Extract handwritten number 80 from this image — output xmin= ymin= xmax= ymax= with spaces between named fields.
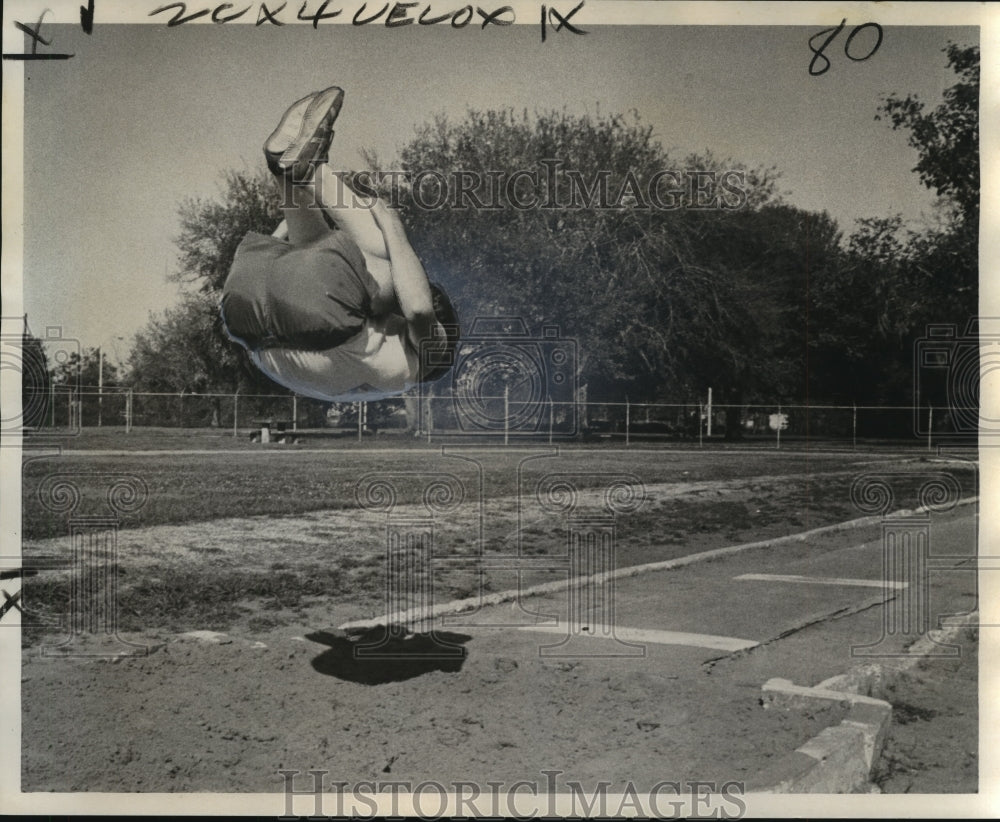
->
xmin=808 ymin=19 xmax=883 ymax=76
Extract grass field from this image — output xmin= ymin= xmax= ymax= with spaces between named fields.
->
xmin=24 ymin=424 xmax=967 ymax=452
xmin=18 ymin=431 xmax=979 ymax=642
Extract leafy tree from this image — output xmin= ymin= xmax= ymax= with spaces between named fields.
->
xmin=694 ymin=205 xmax=845 ymax=434
xmin=19 ymin=328 xmax=51 ymax=429
xmin=794 ymin=42 xmax=980 ymax=417
xmin=51 ymin=347 xmax=118 ymax=391
xmin=129 ymin=293 xmax=240 ymax=395
xmin=878 ymin=44 xmax=979 ymax=226
xmin=175 ymin=169 xmax=283 ymax=293
xmin=44 ymin=347 xmax=122 ymax=427
xmin=834 ymin=42 xmax=982 ymax=418
xmin=387 ymin=108 xmax=787 ymax=425
xmin=874 ymin=43 xmax=978 ymax=332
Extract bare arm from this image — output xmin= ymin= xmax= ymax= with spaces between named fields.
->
xmin=368 ymin=201 xmax=445 ymax=355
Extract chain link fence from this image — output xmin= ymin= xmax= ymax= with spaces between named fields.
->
xmin=26 ymin=387 xmax=975 ymax=448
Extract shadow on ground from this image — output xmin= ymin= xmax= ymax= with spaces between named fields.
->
xmin=305 ymin=628 xmax=472 ymax=684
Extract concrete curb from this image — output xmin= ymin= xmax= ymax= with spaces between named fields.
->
xmin=750 ymin=611 xmax=978 ymax=793
xmin=339 ymin=495 xmax=978 ymax=631
xmin=751 ymin=681 xmax=892 ymax=793
xmin=815 ymin=610 xmax=977 ymax=695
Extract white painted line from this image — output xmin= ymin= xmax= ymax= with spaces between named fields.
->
xmin=519 ymin=624 xmax=759 ymax=652
xmin=178 ymin=630 xmax=232 ymax=645
xmin=734 ymin=573 xmax=907 ymax=590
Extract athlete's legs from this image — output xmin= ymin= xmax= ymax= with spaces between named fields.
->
xmin=276 ymin=171 xmax=330 ymax=246
xmin=274 ymin=163 xmax=388 ymax=248
xmin=273 ymin=166 xmax=397 ymax=313
xmin=264 ymin=85 xmax=398 ymax=309
xmin=314 ymin=166 xmax=389 ymax=262
xmin=309 ymin=165 xmax=399 ymax=308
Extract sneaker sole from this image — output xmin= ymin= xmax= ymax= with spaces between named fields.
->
xmin=266 ymin=86 xmax=344 ymax=173
xmin=264 ymin=92 xmax=313 ymax=159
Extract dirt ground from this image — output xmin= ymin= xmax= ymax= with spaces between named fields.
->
xmin=873 ymin=626 xmax=979 ymax=793
xmin=17 ymin=450 xmax=981 ymax=795
xmin=21 ymin=629 xmax=851 ymax=793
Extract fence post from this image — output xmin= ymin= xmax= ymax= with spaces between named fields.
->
xmin=426 ymin=395 xmax=432 ymax=444
xmin=292 ymin=394 xmax=297 ymax=431
xmin=549 ymin=397 xmax=554 ymax=445
xmin=707 ymin=388 xmax=713 ymax=438
xmin=852 ymin=402 xmax=857 ymax=450
xmin=776 ymin=404 xmax=781 ymax=450
xmin=625 ymin=398 xmax=630 ymax=447
xmin=504 ymin=386 xmax=509 ymax=446
xmin=357 ymin=402 xmax=363 ymax=442
xmin=126 ymin=389 xmax=133 ymax=434
xmin=98 ymin=347 xmax=103 ymax=428
xmin=927 ymin=405 xmax=933 ymax=452
xmin=233 ymin=389 xmax=239 ymax=438
xmin=699 ymin=404 xmax=703 ymax=447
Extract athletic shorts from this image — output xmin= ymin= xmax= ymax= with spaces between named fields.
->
xmin=220 ymin=229 xmax=380 ymax=352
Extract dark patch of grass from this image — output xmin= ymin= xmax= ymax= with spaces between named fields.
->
xmin=893 ymin=702 xmax=939 ymax=724
xmin=20 ymin=563 xmax=355 ymax=642
xmin=247 ymin=613 xmax=286 ymax=632
xmin=18 ymin=451 xmax=978 ymax=646
xmin=21 ymin=450 xmax=928 ymax=539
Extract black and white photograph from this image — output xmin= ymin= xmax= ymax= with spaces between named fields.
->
xmin=1 ymin=0 xmax=996 ymax=815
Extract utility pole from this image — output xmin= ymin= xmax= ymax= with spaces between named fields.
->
xmin=98 ymin=346 xmax=103 ymax=427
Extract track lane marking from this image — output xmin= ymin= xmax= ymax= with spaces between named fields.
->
xmin=734 ymin=573 xmax=907 ymax=589
xmin=518 ymin=624 xmax=758 ymax=651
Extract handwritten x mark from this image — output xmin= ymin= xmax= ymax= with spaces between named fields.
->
xmin=0 ymin=589 xmax=23 ymax=622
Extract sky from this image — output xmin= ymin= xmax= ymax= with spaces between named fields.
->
xmin=16 ymin=18 xmax=980 ymax=356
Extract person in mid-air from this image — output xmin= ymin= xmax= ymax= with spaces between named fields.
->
xmin=220 ymin=86 xmax=460 ymax=401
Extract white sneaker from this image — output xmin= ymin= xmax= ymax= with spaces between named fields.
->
xmin=264 ymin=86 xmax=344 ymax=180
